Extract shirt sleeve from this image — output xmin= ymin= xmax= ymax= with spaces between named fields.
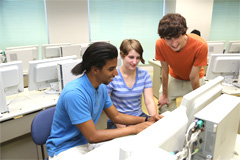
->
xmin=63 ymin=90 xmax=91 ymax=125
xmin=103 ymin=87 xmax=113 ymax=109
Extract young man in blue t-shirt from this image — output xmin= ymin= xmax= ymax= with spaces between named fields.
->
xmin=46 ymin=42 xmax=163 ymax=159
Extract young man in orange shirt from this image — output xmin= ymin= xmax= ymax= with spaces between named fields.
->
xmin=155 ymin=13 xmax=208 ymax=113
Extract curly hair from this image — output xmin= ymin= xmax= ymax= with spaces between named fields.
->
xmin=158 ymin=13 xmax=188 ymax=38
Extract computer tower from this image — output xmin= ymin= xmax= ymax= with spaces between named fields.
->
xmin=192 ymin=94 xmax=240 ymax=160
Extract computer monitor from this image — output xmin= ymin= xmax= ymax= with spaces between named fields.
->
xmin=5 ymin=45 xmax=39 ymax=60
xmin=5 ymin=48 xmax=37 ymax=74
xmin=133 ymin=76 xmax=223 ymax=154
xmin=57 ymin=59 xmax=82 ymax=92
xmin=90 ymin=40 xmax=110 ymax=44
xmin=28 ymin=55 xmax=77 ymax=93
xmin=0 ymin=72 xmax=8 ymax=113
xmin=225 ymin=41 xmax=240 ymax=53
xmin=205 ymin=54 xmax=240 ymax=85
xmin=60 ymin=44 xmax=82 ymax=59
xmin=0 ymin=61 xmax=24 ymax=96
xmin=181 ymin=76 xmax=224 ymax=128
xmin=206 ymin=41 xmax=225 ymax=62
xmin=136 ymin=106 xmax=189 ymax=152
xmin=42 ymin=43 xmax=71 ymax=59
xmin=79 ymin=43 xmax=90 ymax=56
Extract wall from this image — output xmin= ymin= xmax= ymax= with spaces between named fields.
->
xmin=45 ymin=0 xmax=90 ymax=44
xmin=175 ymin=0 xmax=214 ymax=41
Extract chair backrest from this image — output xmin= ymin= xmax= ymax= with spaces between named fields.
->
xmin=31 ymin=107 xmax=56 ymax=145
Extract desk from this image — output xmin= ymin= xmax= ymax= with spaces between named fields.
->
xmin=222 ymin=85 xmax=240 ymax=96
xmin=148 ymin=59 xmax=162 ymax=98
xmin=0 ymin=89 xmax=59 ymax=159
xmin=0 ymin=88 xmax=107 ymax=159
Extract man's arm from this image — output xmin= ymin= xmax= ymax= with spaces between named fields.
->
xmin=189 ymin=66 xmax=201 ymax=90
xmin=158 ymin=61 xmax=169 ymax=108
xmin=76 ymin=105 xmax=162 ymax=143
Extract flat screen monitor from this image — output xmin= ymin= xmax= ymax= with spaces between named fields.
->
xmin=0 ymin=72 xmax=8 ymax=113
xmin=28 ymin=55 xmax=77 ymax=93
xmin=90 ymin=40 xmax=110 ymax=44
xmin=42 ymin=43 xmax=71 ymax=59
xmin=181 ymin=76 xmax=224 ymax=128
xmin=205 ymin=54 xmax=240 ymax=84
xmin=5 ymin=48 xmax=37 ymax=74
xmin=60 ymin=44 xmax=82 ymax=59
xmin=225 ymin=41 xmax=240 ymax=53
xmin=79 ymin=43 xmax=90 ymax=56
xmin=206 ymin=41 xmax=225 ymax=62
xmin=135 ymin=106 xmax=188 ymax=153
xmin=5 ymin=45 xmax=39 ymax=60
xmin=135 ymin=76 xmax=222 ymax=154
xmin=57 ymin=59 xmax=82 ymax=92
xmin=0 ymin=61 xmax=24 ymax=96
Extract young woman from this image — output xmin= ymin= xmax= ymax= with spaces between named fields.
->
xmin=106 ymin=39 xmax=157 ymax=129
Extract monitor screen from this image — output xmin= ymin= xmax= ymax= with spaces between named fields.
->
xmin=28 ymin=55 xmax=77 ymax=92
xmin=0 ymin=61 xmax=24 ymax=96
xmin=60 ymin=44 xmax=82 ymax=59
xmin=5 ymin=48 xmax=37 ymax=74
xmin=42 ymin=43 xmax=71 ymax=59
xmin=6 ymin=45 xmax=39 ymax=60
xmin=206 ymin=41 xmax=225 ymax=62
xmin=225 ymin=41 xmax=240 ymax=53
xmin=205 ymin=54 xmax=240 ymax=82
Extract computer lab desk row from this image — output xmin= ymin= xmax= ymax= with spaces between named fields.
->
xmin=0 ymin=88 xmax=108 ymax=160
xmin=0 ymin=88 xmax=59 ymax=159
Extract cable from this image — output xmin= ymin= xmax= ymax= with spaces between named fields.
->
xmin=176 ymin=120 xmax=203 ymax=160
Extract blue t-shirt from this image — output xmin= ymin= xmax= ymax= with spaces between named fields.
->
xmin=106 ymin=67 xmax=152 ymax=116
xmin=46 ymin=74 xmax=112 ymax=157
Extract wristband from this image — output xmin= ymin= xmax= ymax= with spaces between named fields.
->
xmin=145 ymin=116 xmax=151 ymax=121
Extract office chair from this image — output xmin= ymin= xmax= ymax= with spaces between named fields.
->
xmin=31 ymin=106 xmax=56 ymax=160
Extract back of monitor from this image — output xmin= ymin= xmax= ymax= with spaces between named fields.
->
xmin=57 ymin=59 xmax=82 ymax=91
xmin=0 ymin=72 xmax=8 ymax=113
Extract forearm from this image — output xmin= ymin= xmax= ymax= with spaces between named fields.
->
xmin=190 ymin=76 xmax=200 ymax=90
xmin=161 ymin=68 xmax=169 ymax=96
xmin=146 ymin=102 xmax=157 ymax=116
xmin=112 ymin=112 xmax=145 ymax=125
xmin=189 ymin=66 xmax=201 ymax=90
xmin=88 ymin=126 xmax=138 ymax=143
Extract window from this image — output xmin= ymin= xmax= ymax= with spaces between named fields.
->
xmin=89 ymin=0 xmax=164 ymax=64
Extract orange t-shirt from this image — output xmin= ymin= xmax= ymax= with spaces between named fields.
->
xmin=155 ymin=34 xmax=208 ymax=80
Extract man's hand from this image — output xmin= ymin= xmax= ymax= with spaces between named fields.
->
xmin=133 ymin=121 xmax=154 ymax=134
xmin=157 ymin=95 xmax=169 ymax=110
xmin=148 ymin=114 xmax=164 ymax=122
